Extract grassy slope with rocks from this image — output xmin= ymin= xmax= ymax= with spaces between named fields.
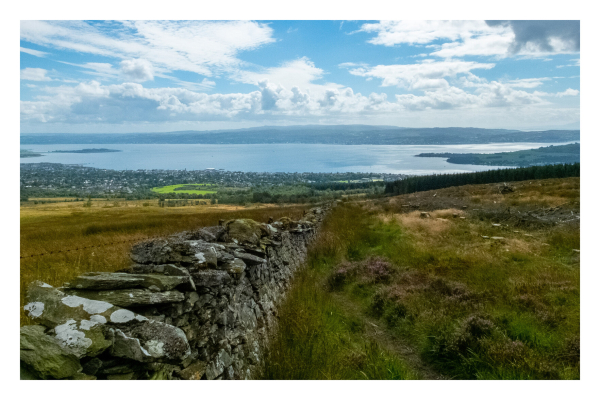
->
xmin=264 ymin=177 xmax=579 ymax=379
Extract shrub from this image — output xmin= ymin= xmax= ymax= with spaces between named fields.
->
xmin=326 ymin=262 xmax=358 ymax=291
xmin=361 ymin=257 xmax=394 ymax=284
xmin=427 ymin=314 xmax=495 ymax=362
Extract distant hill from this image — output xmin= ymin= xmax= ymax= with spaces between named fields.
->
xmin=49 ymin=148 xmax=121 ymax=154
xmin=20 ymin=125 xmax=580 ymax=145
xmin=416 ymin=143 xmax=580 ymax=167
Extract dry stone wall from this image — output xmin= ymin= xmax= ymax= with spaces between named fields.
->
xmin=20 ymin=204 xmax=332 ymax=380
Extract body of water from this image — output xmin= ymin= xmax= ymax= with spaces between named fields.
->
xmin=19 ymin=142 xmax=575 ymax=175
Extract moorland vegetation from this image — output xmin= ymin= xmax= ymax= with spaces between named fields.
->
xmin=264 ymin=177 xmax=579 ymax=379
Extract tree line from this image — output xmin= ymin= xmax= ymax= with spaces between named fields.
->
xmin=384 ymin=163 xmax=580 ymax=195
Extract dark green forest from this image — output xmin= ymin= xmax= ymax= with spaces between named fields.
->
xmin=385 ymin=163 xmax=580 ymax=195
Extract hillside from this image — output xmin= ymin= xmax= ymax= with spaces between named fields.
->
xmin=265 ymin=177 xmax=579 ymax=379
xmin=20 ymin=125 xmax=580 ymax=145
xmin=416 ymin=143 xmax=580 ymax=166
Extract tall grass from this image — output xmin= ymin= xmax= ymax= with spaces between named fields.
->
xmin=20 ymin=203 xmax=307 ymax=325
xmin=266 ymin=176 xmax=579 ymax=380
xmin=262 ymin=204 xmax=417 ymax=379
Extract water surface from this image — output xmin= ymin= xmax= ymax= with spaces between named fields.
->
xmin=19 ymin=143 xmax=575 ymax=175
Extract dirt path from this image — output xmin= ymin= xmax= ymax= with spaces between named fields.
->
xmin=330 ymin=293 xmax=448 ymax=380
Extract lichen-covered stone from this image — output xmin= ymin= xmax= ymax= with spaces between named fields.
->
xmin=65 ymin=289 xmax=185 ymax=308
xmin=115 ymin=320 xmax=191 ymax=362
xmin=224 ymin=258 xmax=246 ymax=279
xmin=25 ymin=282 xmax=118 ymax=328
xmin=205 ymin=348 xmax=233 ymax=380
xmin=53 ymin=318 xmax=111 ymax=358
xmin=64 ymin=272 xmax=193 ymax=292
xmin=191 ymin=270 xmax=232 ymax=288
xmin=20 ymin=325 xmax=82 ymax=379
xmin=225 ymin=219 xmax=264 ymax=245
xmin=178 ymin=360 xmax=207 ymax=380
xmin=63 ymin=273 xmax=145 ymax=290
xmin=233 ymin=250 xmax=266 ymax=266
xmin=130 ymin=239 xmax=192 ymax=265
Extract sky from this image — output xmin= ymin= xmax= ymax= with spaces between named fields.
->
xmin=20 ymin=20 xmax=580 ymax=133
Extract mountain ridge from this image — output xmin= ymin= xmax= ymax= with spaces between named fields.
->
xmin=20 ymin=125 xmax=579 ymax=145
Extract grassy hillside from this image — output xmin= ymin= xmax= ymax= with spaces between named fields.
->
xmin=265 ymin=177 xmax=579 ymax=379
xmin=20 ymin=200 xmax=307 ymax=325
xmin=416 ymin=143 xmax=580 ymax=166
xmin=20 ymin=126 xmax=580 ymax=145
xmin=20 ymin=149 xmax=43 ymax=158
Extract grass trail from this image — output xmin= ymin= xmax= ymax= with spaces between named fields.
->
xmin=264 ymin=177 xmax=579 ymax=380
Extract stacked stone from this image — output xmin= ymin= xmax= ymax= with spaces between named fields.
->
xmin=20 ymin=205 xmax=331 ymax=380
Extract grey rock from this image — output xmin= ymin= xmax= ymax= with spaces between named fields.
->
xmin=81 ymin=357 xmax=102 ymax=375
xmin=130 ymin=238 xmax=194 ymax=265
xmin=191 ymin=270 xmax=232 ymax=288
xmin=185 ymin=292 xmax=200 ymax=308
xmin=163 ymin=264 xmax=190 ymax=276
xmin=64 ymin=273 xmax=193 ymax=292
xmin=225 ymin=219 xmax=264 ymax=245
xmin=224 ymin=258 xmax=246 ymax=279
xmin=203 ymin=225 xmax=226 ymax=241
xmin=20 ymin=325 xmax=82 ymax=379
xmin=189 ymin=228 xmax=217 ymax=242
xmin=110 ymin=329 xmax=150 ymax=362
xmin=233 ymin=250 xmax=266 ymax=266
xmin=117 ymin=320 xmax=191 ymax=362
xmin=178 ymin=360 xmax=207 ymax=380
xmin=25 ymin=281 xmax=118 ymax=328
xmin=65 ymin=289 xmax=185 ymax=308
xmin=205 ymin=348 xmax=233 ymax=380
xmin=64 ymin=273 xmax=145 ymax=290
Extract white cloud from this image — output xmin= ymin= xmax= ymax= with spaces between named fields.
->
xmin=360 ymin=20 xmax=579 ymax=59
xmin=430 ymin=32 xmax=514 ymax=58
xmin=345 ymin=60 xmax=495 ymax=90
xmin=535 ymin=88 xmax=580 ymax=97
xmin=23 ymin=74 xmax=569 ymax=125
xmin=556 ymin=88 xmax=579 ymax=97
xmin=359 ymin=21 xmax=495 ymax=46
xmin=504 ymin=78 xmax=551 ymax=89
xmin=120 ymin=59 xmax=154 ymax=82
xmin=20 ymin=68 xmax=52 ymax=81
xmin=234 ymin=57 xmax=343 ymax=96
xmin=20 ymin=20 xmax=276 ymax=78
xmin=557 ymin=59 xmax=580 ymax=68
xmin=338 ymin=62 xmax=368 ymax=68
xmin=58 ymin=61 xmax=119 ymax=80
xmin=20 ymin=47 xmax=49 ymax=57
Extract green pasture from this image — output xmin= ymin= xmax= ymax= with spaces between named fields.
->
xmin=151 ymin=184 xmax=218 ymax=195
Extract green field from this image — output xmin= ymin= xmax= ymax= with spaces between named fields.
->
xmin=151 ymin=184 xmax=218 ymax=195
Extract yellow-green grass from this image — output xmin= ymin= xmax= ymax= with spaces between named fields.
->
xmin=267 ymin=177 xmax=579 ymax=379
xmin=263 ymin=203 xmax=420 ymax=379
xmin=152 ymin=183 xmax=218 ymax=195
xmin=20 ymin=201 xmax=308 ymax=326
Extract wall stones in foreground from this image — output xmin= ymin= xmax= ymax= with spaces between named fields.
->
xmin=21 ymin=204 xmax=332 ymax=380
